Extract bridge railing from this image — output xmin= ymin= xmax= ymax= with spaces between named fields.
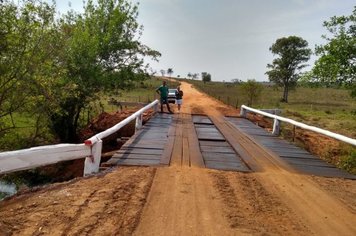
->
xmin=240 ymin=105 xmax=356 ymax=147
xmin=0 ymin=100 xmax=159 ymax=176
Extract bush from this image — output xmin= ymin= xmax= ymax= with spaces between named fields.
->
xmin=339 ymin=149 xmax=356 ymax=174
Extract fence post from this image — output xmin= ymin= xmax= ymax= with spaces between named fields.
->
xmin=83 ymin=139 xmax=103 ymax=176
xmin=272 ymin=118 xmax=280 ymax=136
xmin=135 ymin=113 xmax=143 ymax=132
xmin=240 ymin=106 xmax=246 ymax=118
xmin=154 ymin=102 xmax=159 ymax=113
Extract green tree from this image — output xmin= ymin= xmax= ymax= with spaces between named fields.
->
xmin=167 ymin=68 xmax=173 ymax=77
xmin=0 ymin=0 xmax=59 ymax=143
xmin=44 ymin=0 xmax=160 ymax=142
xmin=266 ymin=36 xmax=311 ymax=102
xmin=202 ymin=72 xmax=211 ymax=83
xmin=312 ymin=7 xmax=356 ymax=95
xmin=241 ymin=79 xmax=263 ymax=106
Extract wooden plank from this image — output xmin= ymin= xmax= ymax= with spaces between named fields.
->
xmin=204 ymin=161 xmax=250 ymax=172
xmin=200 ymin=146 xmax=236 ymax=154
xmin=112 ymin=153 xmax=162 ymax=160
xmin=182 ymin=137 xmax=190 ymax=166
xmin=292 ymin=165 xmax=356 ymax=179
xmin=123 ymin=144 xmax=165 ymax=150
xmin=116 ymin=148 xmax=163 ymax=155
xmin=116 ymin=158 xmax=161 ymax=166
xmin=283 ymin=158 xmax=334 ymax=168
xmin=209 ymin=116 xmax=260 ymax=172
xmin=187 ymin=114 xmax=205 ymax=168
xmin=159 ymin=115 xmax=177 ymax=165
xmin=199 ymin=140 xmax=230 ymax=147
xmin=170 ymin=117 xmax=183 ymax=166
xmin=202 ymin=153 xmax=241 ymax=162
xmin=192 ymin=115 xmax=213 ymax=124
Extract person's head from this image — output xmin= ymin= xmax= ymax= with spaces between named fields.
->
xmin=163 ymin=80 xmax=167 ymax=86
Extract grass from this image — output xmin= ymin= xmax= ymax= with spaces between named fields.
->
xmin=185 ymin=79 xmax=356 ymax=138
xmin=89 ymin=77 xmax=180 ymax=114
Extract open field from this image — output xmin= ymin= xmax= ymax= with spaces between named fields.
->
xmin=185 ymin=79 xmax=356 ymax=138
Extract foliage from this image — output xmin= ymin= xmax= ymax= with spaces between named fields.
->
xmin=339 ymin=149 xmax=356 ymax=174
xmin=167 ymin=68 xmax=173 ymax=77
xmin=312 ymin=7 xmax=356 ymax=88
xmin=0 ymin=0 xmax=161 ymax=145
xmin=0 ymin=0 xmax=58 ymax=143
xmin=266 ymin=36 xmax=312 ymax=103
xmin=241 ymin=80 xmax=263 ymax=106
xmin=202 ymin=72 xmax=211 ymax=83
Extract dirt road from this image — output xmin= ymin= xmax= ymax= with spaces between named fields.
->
xmin=1 ymin=80 xmax=356 ymax=235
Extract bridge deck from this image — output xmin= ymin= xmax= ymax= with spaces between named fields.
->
xmin=105 ymin=113 xmax=356 ymax=179
xmin=226 ymin=117 xmax=356 ymax=179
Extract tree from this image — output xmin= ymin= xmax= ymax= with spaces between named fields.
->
xmin=312 ymin=7 xmax=356 ymax=95
xmin=167 ymin=68 xmax=173 ymax=77
xmin=160 ymin=69 xmax=166 ymax=77
xmin=202 ymin=72 xmax=211 ymax=83
xmin=0 ymin=0 xmax=59 ymax=142
xmin=266 ymin=36 xmax=311 ymax=102
xmin=45 ymin=0 xmax=160 ymax=142
xmin=187 ymin=72 xmax=192 ymax=79
xmin=241 ymin=79 xmax=263 ymax=106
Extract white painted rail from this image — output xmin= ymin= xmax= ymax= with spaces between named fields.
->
xmin=240 ymin=105 xmax=356 ymax=147
xmin=0 ymin=144 xmax=90 ymax=175
xmin=0 ymin=100 xmax=159 ymax=176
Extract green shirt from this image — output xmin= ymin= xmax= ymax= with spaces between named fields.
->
xmin=157 ymin=85 xmax=169 ymax=98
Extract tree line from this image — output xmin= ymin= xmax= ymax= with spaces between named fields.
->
xmin=0 ymin=0 xmax=160 ymax=147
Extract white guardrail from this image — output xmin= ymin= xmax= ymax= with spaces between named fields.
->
xmin=240 ymin=105 xmax=356 ymax=147
xmin=0 ymin=100 xmax=159 ymax=176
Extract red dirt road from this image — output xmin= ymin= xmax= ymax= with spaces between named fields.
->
xmin=1 ymin=80 xmax=356 ymax=235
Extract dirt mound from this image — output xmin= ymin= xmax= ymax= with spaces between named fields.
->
xmin=80 ymin=109 xmax=155 ymax=147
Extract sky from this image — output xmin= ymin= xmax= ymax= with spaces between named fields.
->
xmin=54 ymin=0 xmax=355 ymax=82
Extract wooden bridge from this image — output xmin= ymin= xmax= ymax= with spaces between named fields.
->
xmin=1 ymin=100 xmax=355 ymax=180
xmin=104 ymin=112 xmax=356 ymax=179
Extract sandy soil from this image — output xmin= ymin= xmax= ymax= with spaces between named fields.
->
xmin=0 ymin=79 xmax=355 ymax=236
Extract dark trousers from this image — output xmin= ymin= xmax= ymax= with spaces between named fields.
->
xmin=160 ymin=97 xmax=172 ymax=113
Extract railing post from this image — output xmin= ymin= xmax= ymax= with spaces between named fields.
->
xmin=272 ymin=118 xmax=280 ymax=136
xmin=240 ymin=106 xmax=246 ymax=118
xmin=154 ymin=102 xmax=158 ymax=113
xmin=135 ymin=113 xmax=143 ymax=132
xmin=83 ymin=139 xmax=102 ymax=176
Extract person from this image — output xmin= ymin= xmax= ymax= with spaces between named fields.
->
xmin=156 ymin=80 xmax=173 ymax=113
xmin=175 ymin=86 xmax=183 ymax=112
